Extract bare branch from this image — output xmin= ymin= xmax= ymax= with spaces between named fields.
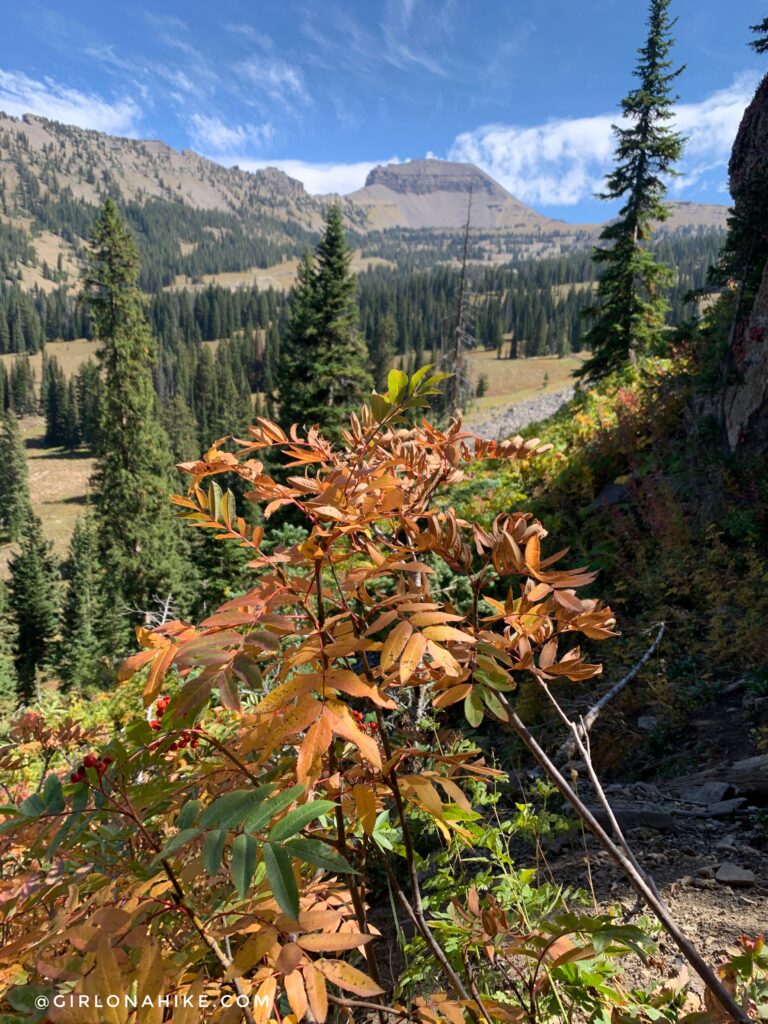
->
xmin=555 ymin=622 xmax=665 ymax=763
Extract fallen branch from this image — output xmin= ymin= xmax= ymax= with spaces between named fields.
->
xmin=555 ymin=622 xmax=665 ymax=763
xmin=495 ymin=690 xmax=750 ymax=1024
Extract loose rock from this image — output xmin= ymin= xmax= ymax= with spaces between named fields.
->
xmin=715 ymin=863 xmax=756 ymax=888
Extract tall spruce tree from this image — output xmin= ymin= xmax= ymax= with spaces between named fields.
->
xmin=0 ymin=412 xmax=30 ymax=541
xmin=81 ymin=200 xmax=191 ymax=644
xmin=58 ymin=513 xmax=105 ymax=691
xmin=8 ymin=513 xmax=59 ymax=699
xmin=370 ymin=312 xmax=397 ymax=392
xmin=0 ymin=582 xmax=19 ymax=725
xmin=579 ymin=0 xmax=685 ymax=382
xmin=278 ymin=208 xmax=372 ymax=440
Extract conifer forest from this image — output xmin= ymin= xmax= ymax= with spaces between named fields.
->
xmin=1 ymin=3 xmax=768 ymax=1022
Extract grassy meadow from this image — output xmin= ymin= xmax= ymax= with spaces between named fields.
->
xmin=0 ymin=343 xmax=585 ymax=575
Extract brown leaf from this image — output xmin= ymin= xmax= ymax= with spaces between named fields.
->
xmin=316 ymin=959 xmax=384 ymax=996
xmin=297 ymin=932 xmax=375 ymax=952
xmin=399 ymin=632 xmax=427 ymax=683
xmin=381 ymin=620 xmax=413 ymax=673
xmin=296 ymin=713 xmax=333 ymax=784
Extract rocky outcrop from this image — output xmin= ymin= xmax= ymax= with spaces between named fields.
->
xmin=724 ymin=259 xmax=768 ymax=449
xmin=363 ymin=159 xmax=506 ymax=198
xmin=467 ymin=387 xmax=575 ymax=440
xmin=348 ymin=158 xmax=558 ymax=231
xmin=729 ymin=75 xmax=768 ymax=191
xmin=723 ymin=75 xmax=768 ymax=450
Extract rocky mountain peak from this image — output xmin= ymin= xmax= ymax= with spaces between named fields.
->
xmin=362 ymin=159 xmax=509 ymax=198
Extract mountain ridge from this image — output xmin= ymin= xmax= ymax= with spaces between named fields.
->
xmin=0 ymin=112 xmax=730 ymax=292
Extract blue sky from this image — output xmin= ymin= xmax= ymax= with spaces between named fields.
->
xmin=0 ymin=0 xmax=765 ymax=221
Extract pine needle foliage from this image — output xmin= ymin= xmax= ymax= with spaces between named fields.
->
xmin=0 ymin=412 xmax=30 ymax=542
xmin=81 ymin=200 xmax=192 ymax=644
xmin=750 ymin=17 xmax=768 ymax=53
xmin=278 ymin=207 xmax=372 ymax=440
xmin=579 ymin=0 xmax=685 ymax=382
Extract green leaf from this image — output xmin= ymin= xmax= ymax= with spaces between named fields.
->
xmin=152 ymin=828 xmax=202 ymax=865
xmin=408 ymin=363 xmax=435 ymax=393
xmin=199 ymin=785 xmax=276 ymax=829
xmin=425 ymin=372 xmax=452 ymax=388
xmin=387 ymin=368 xmax=408 ymax=404
xmin=178 ymin=799 xmax=201 ymax=831
xmin=70 ymin=785 xmax=89 ymax=813
xmin=208 ymin=480 xmax=223 ymax=521
xmin=370 ymin=392 xmax=390 ymax=423
xmin=480 ymin=686 xmax=509 ymax=722
xmin=18 ymin=793 xmax=45 ymax=817
xmin=231 ymin=833 xmax=257 ymax=899
xmin=43 ymin=775 xmax=64 ymax=815
xmin=268 ymin=799 xmax=336 ymax=843
xmin=284 ymin=837 xmax=357 ymax=874
xmin=464 ymin=688 xmax=484 ymax=728
xmin=242 ymin=784 xmax=305 ymax=834
xmin=45 ymin=814 xmax=75 ymax=858
xmin=221 ymin=488 xmax=237 ymax=524
xmin=263 ymin=842 xmax=299 ymax=919
xmin=203 ymin=829 xmax=227 ymax=875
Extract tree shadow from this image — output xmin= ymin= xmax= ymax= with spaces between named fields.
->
xmin=25 ymin=439 xmax=93 ymax=460
xmin=41 ymin=494 xmax=90 ymax=507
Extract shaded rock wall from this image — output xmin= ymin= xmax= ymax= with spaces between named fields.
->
xmin=724 ymin=75 xmax=768 ymax=450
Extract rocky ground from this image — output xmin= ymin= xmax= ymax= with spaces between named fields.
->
xmin=469 ymin=386 xmax=575 ymax=438
xmin=535 ymin=769 xmax=768 ymax=1002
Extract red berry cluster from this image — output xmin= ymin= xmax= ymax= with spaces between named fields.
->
xmin=149 ymin=694 xmax=172 ymax=731
xmin=148 ymin=696 xmax=200 ymax=753
xmin=351 ymin=709 xmax=378 ymax=736
xmin=167 ymin=730 xmax=199 ymax=753
xmin=70 ymin=753 xmax=113 ymax=784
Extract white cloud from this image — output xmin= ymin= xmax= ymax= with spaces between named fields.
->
xmin=449 ymin=114 xmax=615 ymax=206
xmin=0 ymin=67 xmax=141 ymax=135
xmin=217 ymin=157 xmax=402 ymax=196
xmin=224 ymin=23 xmax=274 ymax=49
xmin=237 ymin=58 xmax=309 ymax=109
xmin=188 ymin=113 xmax=273 ymax=153
xmin=448 ymin=72 xmax=759 ymax=206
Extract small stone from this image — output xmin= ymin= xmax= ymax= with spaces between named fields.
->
xmin=692 ymin=877 xmax=717 ymax=889
xmin=715 ymin=863 xmax=755 ymax=888
xmin=697 ymin=865 xmax=715 ymax=879
xmin=679 ymin=782 xmax=732 ymax=805
xmin=706 ymin=798 xmax=746 ymax=818
xmin=713 ymin=835 xmax=738 ymax=850
xmin=637 ymin=715 xmax=658 ymax=732
xmin=589 ymin=803 xmax=675 ymax=831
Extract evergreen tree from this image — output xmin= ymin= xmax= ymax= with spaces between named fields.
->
xmin=278 ymin=208 xmax=372 ymax=440
xmin=43 ymin=355 xmax=67 ymax=446
xmin=371 ymin=312 xmax=396 ymax=392
xmin=0 ymin=582 xmax=19 ymax=725
xmin=9 ymin=354 xmax=36 ymax=414
xmin=8 ymin=513 xmax=59 ymax=699
xmin=579 ymin=0 xmax=685 ymax=382
xmin=193 ymin=346 xmax=218 ymax=449
xmin=81 ymin=200 xmax=191 ymax=645
xmin=62 ymin=379 xmax=81 ymax=450
xmin=76 ymin=361 xmax=104 ymax=449
xmin=162 ymin=393 xmax=199 ymax=464
xmin=0 ymin=412 xmax=30 ymax=541
xmin=58 ymin=513 xmax=104 ymax=690
xmin=750 ymin=17 xmax=768 ymax=52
